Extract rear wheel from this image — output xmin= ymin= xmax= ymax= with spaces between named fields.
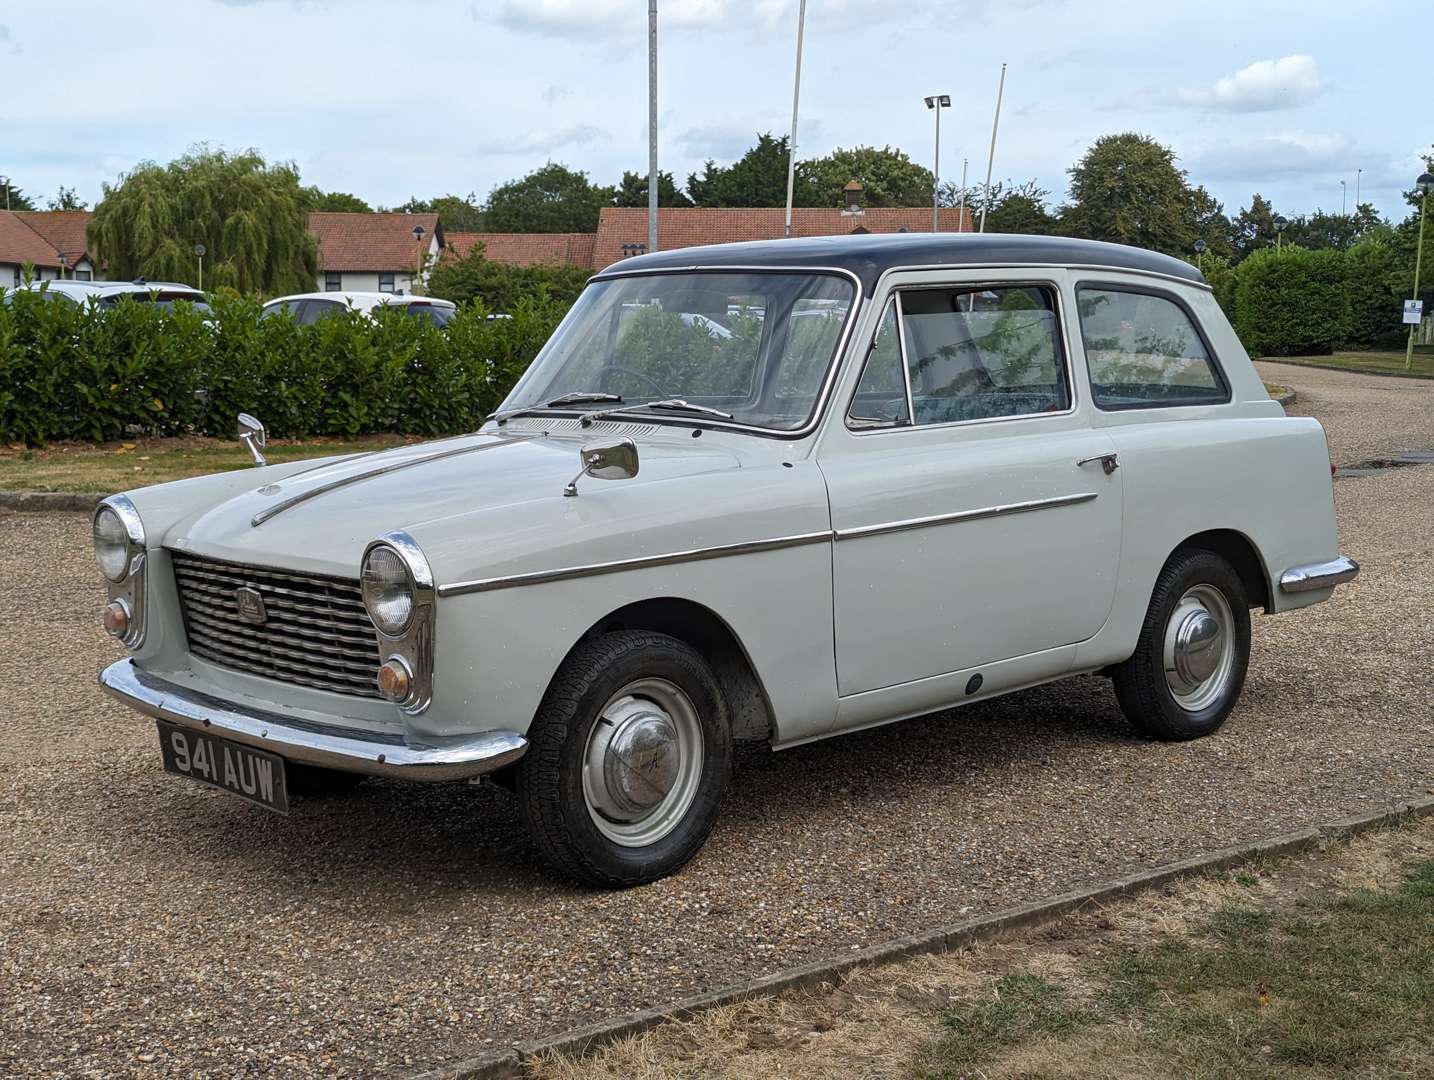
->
xmin=516 ymin=631 xmax=731 ymax=887
xmin=1113 ymin=549 xmax=1250 ymax=741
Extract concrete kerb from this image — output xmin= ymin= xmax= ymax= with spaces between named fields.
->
xmin=418 ymin=796 xmax=1434 ymax=1080
xmin=1264 ymin=358 xmax=1434 ymax=382
xmin=0 ymin=490 xmax=105 ymax=513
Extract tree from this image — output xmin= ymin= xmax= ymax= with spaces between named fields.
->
xmin=46 ymin=186 xmax=87 ymax=211
xmin=1281 ymin=206 xmax=1386 ymax=251
xmin=302 ymin=187 xmax=373 ymax=213
xmin=386 ymin=193 xmax=485 ymax=231
xmin=612 ymin=170 xmax=692 ymax=208
xmin=483 ymin=164 xmax=613 ymax=232
xmin=88 ymin=147 xmax=318 ymax=295
xmin=946 ymin=180 xmax=1056 ymax=234
xmin=1061 ymin=133 xmax=1207 ymax=255
xmin=0 ymin=178 xmax=36 ymax=211
xmin=425 ymin=241 xmax=589 ymax=310
xmin=686 ymin=133 xmax=819 ymax=208
xmin=1231 ymin=193 xmax=1279 ymax=258
xmin=800 ymin=146 xmax=933 ymax=208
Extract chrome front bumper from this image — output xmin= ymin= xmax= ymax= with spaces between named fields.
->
xmin=98 ymin=660 xmax=528 ymax=782
xmin=1279 ymin=555 xmax=1360 ymax=594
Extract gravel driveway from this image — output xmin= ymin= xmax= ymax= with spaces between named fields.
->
xmin=3 ymin=366 xmax=1431 ymax=1078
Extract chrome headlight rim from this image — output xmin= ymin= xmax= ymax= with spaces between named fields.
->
xmin=360 ymin=532 xmax=436 ymax=715
xmin=361 ymin=544 xmax=417 ymax=636
xmin=94 ymin=495 xmax=145 ymax=583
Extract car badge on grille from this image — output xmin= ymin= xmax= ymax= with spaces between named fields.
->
xmin=234 ymin=586 xmax=268 ymax=625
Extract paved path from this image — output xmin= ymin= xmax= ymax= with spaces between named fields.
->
xmin=2 ymin=365 xmax=1431 ymax=1077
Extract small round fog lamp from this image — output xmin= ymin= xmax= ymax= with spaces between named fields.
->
xmin=376 ymin=657 xmax=413 ymax=703
xmin=103 ymin=599 xmax=131 ymax=639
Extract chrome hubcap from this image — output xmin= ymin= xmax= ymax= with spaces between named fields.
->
xmin=1163 ymin=584 xmax=1235 ymax=712
xmin=582 ymin=678 xmax=703 ymax=847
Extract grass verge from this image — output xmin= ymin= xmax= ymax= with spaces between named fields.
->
xmin=1265 ymin=350 xmax=1434 ymax=378
xmin=529 ymin=816 xmax=1434 ymax=1080
xmin=0 ymin=435 xmax=409 ymax=493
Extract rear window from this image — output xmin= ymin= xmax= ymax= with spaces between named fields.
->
xmin=399 ymin=303 xmax=455 ymax=327
xmin=1076 ymin=287 xmax=1226 ymax=409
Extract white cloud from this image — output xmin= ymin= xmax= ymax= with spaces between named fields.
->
xmin=1175 ymin=54 xmax=1325 ymax=112
xmin=470 ymin=124 xmax=610 ymax=157
xmin=1190 ymin=131 xmax=1352 ymax=180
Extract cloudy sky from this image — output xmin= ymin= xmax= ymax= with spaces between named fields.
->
xmin=1 ymin=0 xmax=1428 ymax=222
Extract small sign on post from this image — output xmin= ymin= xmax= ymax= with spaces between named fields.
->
xmin=1404 ymin=299 xmax=1425 ymax=325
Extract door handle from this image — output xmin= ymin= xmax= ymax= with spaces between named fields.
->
xmin=1077 ymin=453 xmax=1119 ymax=475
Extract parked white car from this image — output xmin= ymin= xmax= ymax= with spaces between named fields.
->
xmin=18 ymin=279 xmax=210 ymax=311
xmin=261 ymin=291 xmax=457 ymax=327
xmin=95 ymin=234 xmax=1357 ymax=887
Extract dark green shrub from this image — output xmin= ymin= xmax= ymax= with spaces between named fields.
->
xmin=1341 ymin=240 xmax=1405 ymax=349
xmin=1231 ymin=247 xmax=1351 ymax=357
xmin=0 ymin=287 xmax=567 ymax=445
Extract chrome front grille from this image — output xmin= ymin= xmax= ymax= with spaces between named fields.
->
xmin=170 ymin=551 xmax=382 ymax=698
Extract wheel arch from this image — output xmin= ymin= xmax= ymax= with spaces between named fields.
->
xmin=555 ymin=597 xmax=776 ymax=742
xmin=1171 ymin=528 xmax=1272 ymax=611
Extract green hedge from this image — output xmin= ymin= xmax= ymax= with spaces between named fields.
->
xmin=0 ymin=290 xmax=566 ymax=445
xmin=1227 ymin=242 xmax=1405 ymax=357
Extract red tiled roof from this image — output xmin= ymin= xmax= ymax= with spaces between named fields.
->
xmin=309 ymin=212 xmax=443 ymax=272
xmin=446 ymin=232 xmax=596 ymax=269
xmin=17 ymin=211 xmax=95 ymax=266
xmin=0 ymin=211 xmax=68 ymax=268
xmin=590 ymin=206 xmax=974 ymax=271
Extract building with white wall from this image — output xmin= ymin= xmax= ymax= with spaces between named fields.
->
xmin=308 ymin=212 xmax=443 ymax=294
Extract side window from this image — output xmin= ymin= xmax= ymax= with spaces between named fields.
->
xmin=324 ymin=272 xmax=341 ymax=292
xmin=847 ymin=300 xmax=910 ymax=427
xmin=378 ymin=272 xmax=396 ymax=293
xmin=901 ymin=285 xmax=1069 ymax=425
xmin=298 ymin=299 xmax=344 ymax=325
xmin=1076 ymin=287 xmax=1225 ymax=409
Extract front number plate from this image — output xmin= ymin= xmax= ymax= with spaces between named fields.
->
xmin=157 ymin=721 xmax=290 ymax=814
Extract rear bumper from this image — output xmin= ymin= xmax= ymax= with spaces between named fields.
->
xmin=1279 ymin=555 xmax=1360 ymax=594
xmin=98 ymin=659 xmax=527 ymax=782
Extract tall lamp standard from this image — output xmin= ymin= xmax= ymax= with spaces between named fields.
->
xmin=1193 ymin=238 xmax=1207 ymax=274
xmin=411 ymin=224 xmax=425 ymax=293
xmin=1339 ymin=179 xmax=1347 ymax=218
xmin=1273 ymin=215 xmax=1287 ymax=251
xmin=1405 ymin=171 xmax=1434 ymax=372
xmin=1355 ymin=168 xmax=1362 ymax=209
xmin=194 ymin=243 xmax=206 ymax=292
xmin=923 ymin=94 xmax=950 ymax=233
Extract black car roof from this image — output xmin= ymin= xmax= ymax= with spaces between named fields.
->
xmin=597 ymin=232 xmax=1206 ymax=293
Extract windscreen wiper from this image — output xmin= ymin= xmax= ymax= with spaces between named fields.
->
xmin=487 ymin=392 xmax=623 ymax=425
xmin=579 ymin=399 xmax=735 ymax=427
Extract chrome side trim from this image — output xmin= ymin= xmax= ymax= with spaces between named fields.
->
xmin=437 ymin=530 xmax=834 ymax=597
xmin=1279 ymin=555 xmax=1360 ymax=594
xmin=99 ymin=659 xmax=528 ymax=782
xmin=833 ymin=492 xmax=1099 ymax=541
xmin=251 ymin=436 xmax=534 ymax=527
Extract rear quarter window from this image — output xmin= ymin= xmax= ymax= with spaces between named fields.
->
xmin=1076 ymin=285 xmax=1227 ymax=409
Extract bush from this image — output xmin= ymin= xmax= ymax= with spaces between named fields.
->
xmin=1341 ymin=240 xmax=1405 ymax=349
xmin=0 ymin=288 xmax=567 ymax=445
xmin=426 ymin=243 xmax=590 ymax=311
xmin=1231 ymin=247 xmax=1351 ymax=357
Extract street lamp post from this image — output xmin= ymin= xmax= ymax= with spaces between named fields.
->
xmin=782 ymin=0 xmax=808 ymax=240
xmin=923 ymin=95 xmax=950 ymax=233
xmin=1194 ymin=238 xmax=1207 ymax=274
xmin=1273 ymin=215 xmax=1287 ymax=251
xmin=412 ymin=225 xmax=425 ymax=293
xmin=1355 ymin=168 xmax=1362 ymax=209
xmin=194 ymin=243 xmax=206 ymax=292
xmin=1406 ymin=171 xmax=1434 ymax=372
xmin=1340 ymin=179 xmax=1347 ymax=218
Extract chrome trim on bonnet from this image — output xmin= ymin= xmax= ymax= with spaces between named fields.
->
xmin=99 ymin=659 xmax=527 ymax=782
xmin=437 ymin=531 xmax=834 ymax=597
xmin=833 ymin=492 xmax=1099 ymax=541
xmin=1279 ymin=555 xmax=1360 ymax=594
xmin=250 ymin=436 xmax=535 ymax=527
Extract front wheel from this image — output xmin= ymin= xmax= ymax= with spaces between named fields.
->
xmin=1112 ymin=549 xmax=1250 ymax=741
xmin=516 ymin=631 xmax=732 ymax=887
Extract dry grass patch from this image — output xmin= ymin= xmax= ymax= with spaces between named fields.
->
xmin=530 ymin=816 xmax=1434 ymax=1080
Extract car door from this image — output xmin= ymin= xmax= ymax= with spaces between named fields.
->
xmin=818 ymin=270 xmax=1124 ymax=699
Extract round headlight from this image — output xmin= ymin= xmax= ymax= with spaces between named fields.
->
xmin=361 ymin=545 xmax=414 ymax=635
xmin=94 ymin=507 xmax=132 ymax=582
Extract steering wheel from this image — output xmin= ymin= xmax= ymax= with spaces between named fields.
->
xmin=595 ymin=363 xmax=667 ymax=397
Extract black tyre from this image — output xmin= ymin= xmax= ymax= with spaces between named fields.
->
xmin=1112 ymin=548 xmax=1251 ymax=741
xmin=516 ymin=630 xmax=732 ymax=888
xmin=285 ymin=762 xmax=367 ymax=798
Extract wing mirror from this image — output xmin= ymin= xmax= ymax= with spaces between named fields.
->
xmin=237 ymin=412 xmax=267 ymax=467
xmin=563 ymin=438 xmax=639 ymax=497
